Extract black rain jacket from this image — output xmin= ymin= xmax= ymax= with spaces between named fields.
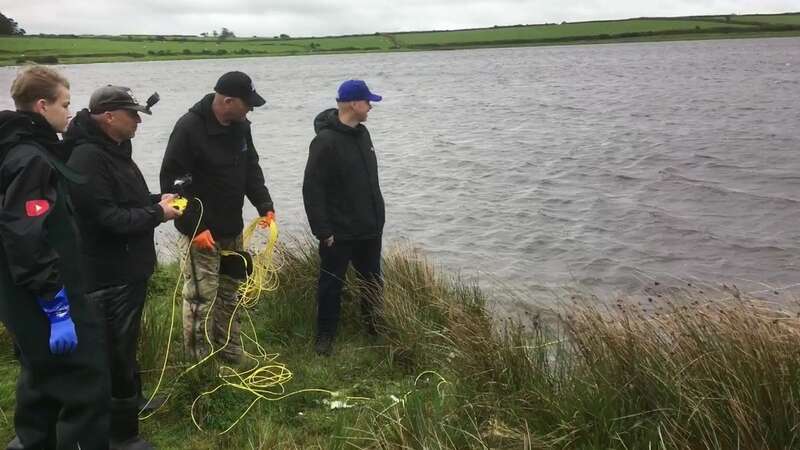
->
xmin=159 ymin=93 xmax=273 ymax=239
xmin=302 ymin=108 xmax=385 ymax=241
xmin=0 ymin=110 xmax=84 ymax=303
xmin=65 ymin=109 xmax=163 ymax=291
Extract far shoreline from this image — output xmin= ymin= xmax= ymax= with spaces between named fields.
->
xmin=2 ymin=13 xmax=798 ymax=67
xmin=3 ymin=32 xmax=799 ymax=68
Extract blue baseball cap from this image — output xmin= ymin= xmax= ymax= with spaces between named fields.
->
xmin=336 ymin=80 xmax=382 ymax=102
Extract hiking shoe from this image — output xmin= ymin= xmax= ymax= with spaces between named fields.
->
xmin=138 ymin=393 xmax=167 ymax=414
xmin=110 ymin=436 xmax=155 ymax=450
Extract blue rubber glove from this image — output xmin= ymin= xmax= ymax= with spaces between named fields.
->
xmin=37 ymin=287 xmax=78 ymax=355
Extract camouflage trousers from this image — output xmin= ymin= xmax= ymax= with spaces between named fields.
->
xmin=179 ymin=233 xmax=244 ymax=364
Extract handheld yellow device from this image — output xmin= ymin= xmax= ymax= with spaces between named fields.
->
xmin=169 ymin=197 xmax=188 ymax=212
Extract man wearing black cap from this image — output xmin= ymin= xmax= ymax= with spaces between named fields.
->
xmin=160 ymin=71 xmax=275 ymax=365
xmin=66 ymin=85 xmax=181 ymax=450
xmin=303 ymin=79 xmax=386 ymax=356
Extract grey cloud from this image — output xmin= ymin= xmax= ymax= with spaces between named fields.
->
xmin=2 ymin=0 xmax=797 ymax=37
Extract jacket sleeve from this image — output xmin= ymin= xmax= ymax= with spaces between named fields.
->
xmin=67 ymin=146 xmax=164 ymax=235
xmin=161 ymin=119 xmax=207 ymax=235
xmin=302 ymin=135 xmax=334 ymax=240
xmin=0 ymin=146 xmax=62 ymax=299
xmin=244 ymin=130 xmax=274 ymax=216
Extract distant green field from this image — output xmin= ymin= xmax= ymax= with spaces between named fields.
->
xmin=737 ymin=13 xmax=800 ymax=25
xmin=0 ymin=13 xmax=797 ymax=66
xmin=392 ymin=19 xmax=756 ymax=46
xmin=0 ymin=35 xmax=391 ymax=58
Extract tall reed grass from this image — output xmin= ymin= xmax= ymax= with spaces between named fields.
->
xmin=3 ymin=239 xmax=798 ymax=449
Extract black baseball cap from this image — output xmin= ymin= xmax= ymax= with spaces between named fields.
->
xmin=89 ymin=85 xmax=152 ymax=115
xmin=214 ymin=71 xmax=266 ymax=108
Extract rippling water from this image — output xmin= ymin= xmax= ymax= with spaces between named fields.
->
xmin=2 ymin=37 xmax=799 ymax=303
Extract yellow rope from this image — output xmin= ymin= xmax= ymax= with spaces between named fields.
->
xmin=140 ymin=206 xmax=346 ymax=435
xmin=139 ymin=198 xmax=205 ymax=420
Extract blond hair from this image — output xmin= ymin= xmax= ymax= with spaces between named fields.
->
xmin=10 ymin=64 xmax=70 ymax=111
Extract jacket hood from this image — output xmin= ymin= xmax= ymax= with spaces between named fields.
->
xmin=64 ymin=108 xmax=132 ymax=158
xmin=188 ymin=93 xmax=213 ymax=117
xmin=0 ymin=110 xmax=59 ymax=146
xmin=189 ymin=93 xmax=250 ymax=136
xmin=0 ymin=110 xmax=67 ymax=160
xmin=313 ymin=108 xmax=365 ymax=136
xmin=0 ymin=110 xmax=31 ymax=148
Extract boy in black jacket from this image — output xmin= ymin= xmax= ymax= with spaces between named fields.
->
xmin=0 ymin=65 xmax=110 ymax=450
xmin=303 ymin=80 xmax=386 ymax=356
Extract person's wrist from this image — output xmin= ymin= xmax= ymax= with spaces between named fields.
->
xmin=37 ymin=287 xmax=71 ymax=323
xmin=154 ymin=204 xmax=167 ymax=222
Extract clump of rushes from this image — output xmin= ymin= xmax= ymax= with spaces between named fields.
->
xmin=3 ymin=239 xmax=800 ymax=449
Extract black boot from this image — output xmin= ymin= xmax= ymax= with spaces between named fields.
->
xmin=110 ymin=396 xmax=155 ymax=450
xmin=314 ymin=333 xmax=334 ymax=356
xmin=137 ymin=392 xmax=167 ymax=415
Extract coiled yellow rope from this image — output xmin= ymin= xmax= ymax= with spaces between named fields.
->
xmin=140 ymin=200 xmax=348 ymax=434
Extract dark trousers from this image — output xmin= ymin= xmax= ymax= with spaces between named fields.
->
xmin=85 ymin=281 xmax=148 ymax=400
xmin=316 ymin=238 xmax=383 ymax=336
xmin=0 ymin=291 xmax=110 ymax=450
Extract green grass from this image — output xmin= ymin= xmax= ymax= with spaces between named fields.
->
xmin=0 ymin=34 xmax=394 ymax=66
xmin=1 ymin=13 xmax=799 ymax=66
xmin=391 ymin=18 xmax=756 ymax=47
xmin=736 ymin=14 xmax=800 ymax=25
xmin=3 ymin=240 xmax=800 ymax=448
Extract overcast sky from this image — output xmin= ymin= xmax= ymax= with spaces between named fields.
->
xmin=2 ymin=1 xmax=798 ymax=37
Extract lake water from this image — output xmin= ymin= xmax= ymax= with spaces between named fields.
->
xmin=2 ymin=37 xmax=799 ymax=306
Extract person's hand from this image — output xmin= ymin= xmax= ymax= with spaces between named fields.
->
xmin=50 ymin=320 xmax=78 ymax=355
xmin=258 ymin=211 xmax=275 ymax=229
xmin=37 ymin=287 xmax=78 ymax=355
xmin=323 ymin=235 xmax=334 ymax=247
xmin=158 ymin=195 xmax=182 ymax=221
xmin=192 ymin=230 xmax=216 ymax=250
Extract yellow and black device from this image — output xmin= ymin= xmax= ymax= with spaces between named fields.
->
xmin=168 ymin=174 xmax=192 ymax=212
xmin=168 ymin=197 xmax=188 ymax=212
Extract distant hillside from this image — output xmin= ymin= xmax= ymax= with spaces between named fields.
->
xmin=1 ymin=12 xmax=798 ymax=66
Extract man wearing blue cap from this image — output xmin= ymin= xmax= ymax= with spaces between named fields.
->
xmin=303 ymin=79 xmax=386 ymax=356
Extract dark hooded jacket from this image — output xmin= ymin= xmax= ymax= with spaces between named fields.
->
xmin=0 ymin=110 xmax=84 ymax=303
xmin=302 ymin=108 xmax=385 ymax=241
xmin=159 ymin=93 xmax=273 ymax=239
xmin=64 ymin=109 xmax=163 ymax=291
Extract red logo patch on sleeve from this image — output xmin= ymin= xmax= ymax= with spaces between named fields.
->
xmin=25 ymin=200 xmax=50 ymax=217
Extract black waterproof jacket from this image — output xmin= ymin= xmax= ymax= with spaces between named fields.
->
xmin=65 ymin=109 xmax=163 ymax=291
xmin=0 ymin=110 xmax=85 ymax=302
xmin=303 ymin=108 xmax=385 ymax=241
xmin=159 ymin=93 xmax=273 ymax=239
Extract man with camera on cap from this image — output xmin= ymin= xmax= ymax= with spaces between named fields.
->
xmin=303 ymin=79 xmax=386 ymax=356
xmin=65 ymin=85 xmax=181 ymax=450
xmin=160 ymin=71 xmax=275 ymax=365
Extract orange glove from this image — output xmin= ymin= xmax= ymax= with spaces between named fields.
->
xmin=192 ymin=230 xmax=215 ymax=251
xmin=258 ymin=211 xmax=275 ymax=229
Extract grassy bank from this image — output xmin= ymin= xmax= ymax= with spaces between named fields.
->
xmin=1 ymin=13 xmax=799 ymax=66
xmin=2 ymin=240 xmax=800 ymax=448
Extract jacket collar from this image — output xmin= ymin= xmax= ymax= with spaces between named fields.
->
xmin=0 ymin=110 xmax=73 ymax=162
xmin=64 ymin=109 xmax=133 ymax=159
xmin=191 ymin=93 xmax=249 ymax=136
